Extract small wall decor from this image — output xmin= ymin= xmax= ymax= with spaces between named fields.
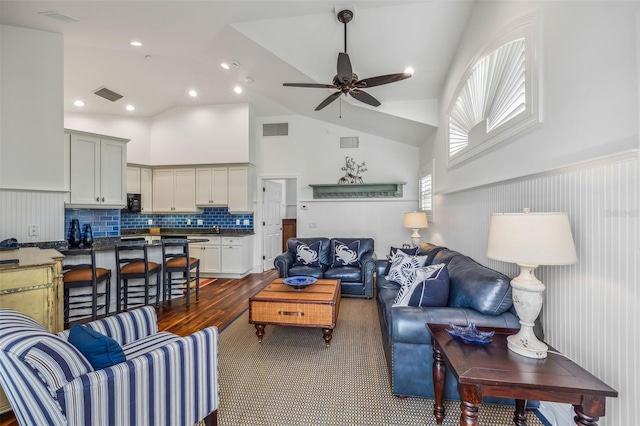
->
xmin=338 ymin=156 xmax=367 ymax=184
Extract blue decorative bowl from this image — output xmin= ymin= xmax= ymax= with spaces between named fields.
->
xmin=282 ymin=276 xmax=317 ymax=289
xmin=445 ymin=323 xmax=495 ymax=345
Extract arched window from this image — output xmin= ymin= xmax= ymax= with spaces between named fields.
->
xmin=447 ymin=12 xmax=541 ymax=167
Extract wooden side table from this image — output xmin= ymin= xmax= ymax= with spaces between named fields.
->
xmin=427 ymin=324 xmax=618 ymax=426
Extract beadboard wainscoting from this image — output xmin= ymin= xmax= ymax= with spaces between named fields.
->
xmin=0 ymin=190 xmax=66 ymax=243
xmin=427 ymin=151 xmax=638 ymax=426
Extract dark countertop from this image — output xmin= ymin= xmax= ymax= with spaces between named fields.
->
xmin=19 ymin=236 xmax=212 ymax=253
xmin=121 ymin=227 xmax=254 ymax=237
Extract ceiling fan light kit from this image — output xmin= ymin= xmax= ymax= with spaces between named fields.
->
xmin=283 ymin=9 xmax=412 ymax=111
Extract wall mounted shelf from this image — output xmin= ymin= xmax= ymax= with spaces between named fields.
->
xmin=309 ymin=183 xmax=405 ymax=199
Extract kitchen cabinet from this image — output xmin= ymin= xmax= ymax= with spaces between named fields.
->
xmin=0 ymin=248 xmax=64 ymax=414
xmin=152 ymin=168 xmax=197 ymax=213
xmin=196 ymin=167 xmax=228 ymax=206
xmin=68 ymin=131 xmax=128 ymax=208
xmin=128 ymin=165 xmax=153 ymax=213
xmin=220 ymin=235 xmax=253 ymax=275
xmin=228 ymin=165 xmax=255 ymax=213
xmin=189 ymin=236 xmax=221 ymax=274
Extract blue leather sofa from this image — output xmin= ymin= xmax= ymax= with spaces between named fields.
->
xmin=376 ymin=243 xmax=539 ymax=405
xmin=275 ymin=237 xmax=376 ymax=298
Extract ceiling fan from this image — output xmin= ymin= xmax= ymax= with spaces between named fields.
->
xmin=283 ymin=9 xmax=412 ymax=111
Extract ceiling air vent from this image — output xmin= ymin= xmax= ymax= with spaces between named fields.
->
xmin=93 ymin=87 xmax=123 ymax=102
xmin=263 ymin=123 xmax=288 ymax=137
xmin=39 ymin=11 xmax=80 ymax=23
xmin=340 ymin=136 xmax=359 ymax=148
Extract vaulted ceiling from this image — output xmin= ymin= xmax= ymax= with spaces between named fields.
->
xmin=0 ymin=1 xmax=476 ymax=145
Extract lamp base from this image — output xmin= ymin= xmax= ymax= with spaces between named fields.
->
xmin=508 ymin=263 xmax=548 ymax=359
xmin=410 ymin=229 xmax=421 ymax=247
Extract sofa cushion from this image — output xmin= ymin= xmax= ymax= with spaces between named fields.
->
xmin=434 ymin=249 xmax=513 ymax=315
xmin=385 ymin=251 xmax=428 ymax=285
xmin=21 ymin=335 xmax=93 ymax=395
xmin=393 ymin=263 xmax=442 ymax=305
xmin=384 ymin=246 xmax=418 ymax=275
xmin=122 ymin=331 xmax=181 ymax=359
xmin=331 ymin=239 xmax=360 ymax=267
xmin=325 ymin=266 xmax=362 ymax=282
xmin=289 ymin=264 xmax=326 ymax=278
xmin=68 ymin=324 xmax=126 ymax=370
xmin=399 ymin=263 xmax=450 ymax=307
xmin=293 ymin=240 xmax=322 ymax=267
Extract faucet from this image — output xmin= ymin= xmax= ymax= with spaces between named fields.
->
xmin=212 ymin=225 xmax=220 ymax=234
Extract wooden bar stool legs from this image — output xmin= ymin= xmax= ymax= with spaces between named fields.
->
xmin=162 ymin=240 xmax=200 ymax=307
xmin=115 ymin=243 xmax=162 ymax=312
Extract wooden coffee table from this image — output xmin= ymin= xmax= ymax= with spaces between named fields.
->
xmin=427 ymin=324 xmax=617 ymax=426
xmin=249 ymin=278 xmax=341 ymax=347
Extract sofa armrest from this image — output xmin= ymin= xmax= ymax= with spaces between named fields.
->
xmin=58 ymin=326 xmax=219 ymax=426
xmin=376 ymin=259 xmax=389 ymax=277
xmin=57 ymin=306 xmax=158 ymax=346
xmin=274 ymin=252 xmax=295 ymax=278
xmin=391 ymin=306 xmax=520 ymax=345
xmin=360 ymin=252 xmax=377 ymax=298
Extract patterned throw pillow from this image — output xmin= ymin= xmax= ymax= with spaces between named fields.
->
xmin=393 ymin=263 xmax=450 ymax=307
xmin=332 ymin=240 xmax=360 ymax=267
xmin=21 ymin=336 xmax=93 ymax=396
xmin=384 ymin=246 xmax=419 ymax=275
xmin=385 ymin=250 xmax=428 ymax=286
xmin=294 ymin=241 xmax=322 ymax=267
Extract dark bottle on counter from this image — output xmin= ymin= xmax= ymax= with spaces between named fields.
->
xmin=83 ymin=224 xmax=94 ymax=247
xmin=68 ymin=219 xmax=81 ymax=248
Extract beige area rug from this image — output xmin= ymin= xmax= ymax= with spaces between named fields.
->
xmin=214 ymin=298 xmax=545 ymax=426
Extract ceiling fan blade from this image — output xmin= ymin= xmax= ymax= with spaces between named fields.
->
xmin=283 ymin=83 xmax=336 ymax=89
xmin=355 ymin=72 xmax=412 ymax=88
xmin=337 ymin=52 xmax=353 ymax=85
xmin=349 ymin=89 xmax=381 ymax=107
xmin=315 ymin=92 xmax=341 ymax=111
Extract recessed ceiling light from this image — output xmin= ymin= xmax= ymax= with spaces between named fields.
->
xmin=126 ymin=105 xmax=135 ymax=111
xmin=188 ymin=90 xmax=198 ymax=97
xmin=234 ymin=86 xmax=243 ymax=94
xmin=404 ymin=67 xmax=415 ymax=75
xmin=130 ymin=41 xmax=142 ymax=47
xmin=73 ymin=100 xmax=85 ymax=107
xmin=220 ymin=62 xmax=230 ymax=70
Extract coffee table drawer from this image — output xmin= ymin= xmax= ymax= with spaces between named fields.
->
xmin=250 ymin=301 xmax=335 ymax=327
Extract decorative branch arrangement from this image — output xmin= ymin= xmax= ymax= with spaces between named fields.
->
xmin=338 ymin=156 xmax=367 ymax=184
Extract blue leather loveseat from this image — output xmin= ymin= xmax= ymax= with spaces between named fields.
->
xmin=376 ymin=243 xmax=539 ymax=406
xmin=275 ymin=237 xmax=376 ymax=298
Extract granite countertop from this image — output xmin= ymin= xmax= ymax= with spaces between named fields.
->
xmin=121 ymin=227 xmax=254 ymax=237
xmin=19 ymin=236 xmax=212 ymax=253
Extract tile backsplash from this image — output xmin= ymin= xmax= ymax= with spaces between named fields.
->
xmin=65 ymin=207 xmax=254 ymax=238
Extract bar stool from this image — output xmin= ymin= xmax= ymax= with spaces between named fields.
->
xmin=60 ymin=248 xmax=111 ymax=328
xmin=161 ymin=240 xmax=200 ymax=307
xmin=115 ymin=242 xmax=162 ymax=312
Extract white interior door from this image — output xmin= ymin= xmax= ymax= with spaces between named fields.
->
xmin=262 ymin=180 xmax=282 ymax=270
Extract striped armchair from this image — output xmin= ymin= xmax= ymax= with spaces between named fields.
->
xmin=0 ymin=307 xmax=219 ymax=426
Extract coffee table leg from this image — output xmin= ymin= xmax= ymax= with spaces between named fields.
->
xmin=514 ymin=399 xmax=526 ymax=426
xmin=254 ymin=324 xmax=265 ymax=342
xmin=322 ymin=328 xmax=333 ymax=347
xmin=432 ymin=342 xmax=446 ymax=425
xmin=459 ymin=384 xmax=482 ymax=426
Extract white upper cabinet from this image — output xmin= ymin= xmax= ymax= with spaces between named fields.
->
xmin=196 ymin=167 xmax=228 ymax=206
xmin=68 ymin=131 xmax=128 ymax=208
xmin=127 ymin=166 xmax=141 ymax=193
xmin=140 ymin=167 xmax=153 ymax=213
xmin=227 ymin=165 xmax=255 ymax=214
xmin=152 ymin=168 xmax=197 ymax=213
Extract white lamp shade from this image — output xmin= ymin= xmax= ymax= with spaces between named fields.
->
xmin=487 ymin=212 xmax=577 ymax=266
xmin=403 ymin=212 xmax=428 ymax=229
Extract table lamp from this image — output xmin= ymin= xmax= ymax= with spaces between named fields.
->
xmin=403 ymin=212 xmax=428 ymax=247
xmin=486 ymin=208 xmax=577 ymax=359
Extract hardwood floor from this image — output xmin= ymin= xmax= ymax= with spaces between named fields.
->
xmin=0 ymin=269 xmax=277 ymax=426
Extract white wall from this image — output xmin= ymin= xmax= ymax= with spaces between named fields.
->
xmin=150 ymin=104 xmax=250 ymax=165
xmin=257 ymin=114 xmax=421 ymax=257
xmin=0 ymin=25 xmax=64 ymax=191
xmin=423 ymin=2 xmax=639 ymax=425
xmin=65 ymin=113 xmax=152 ymax=164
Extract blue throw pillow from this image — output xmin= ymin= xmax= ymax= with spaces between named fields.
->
xmin=394 ymin=263 xmax=450 ymax=307
xmin=384 ymin=246 xmax=419 ymax=275
xmin=294 ymin=240 xmax=322 ymax=267
xmin=332 ymin=240 xmax=360 ymax=267
xmin=68 ymin=324 xmax=126 ymax=370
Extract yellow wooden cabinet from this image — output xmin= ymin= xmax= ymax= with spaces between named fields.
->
xmin=0 ymin=248 xmax=64 ymax=414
